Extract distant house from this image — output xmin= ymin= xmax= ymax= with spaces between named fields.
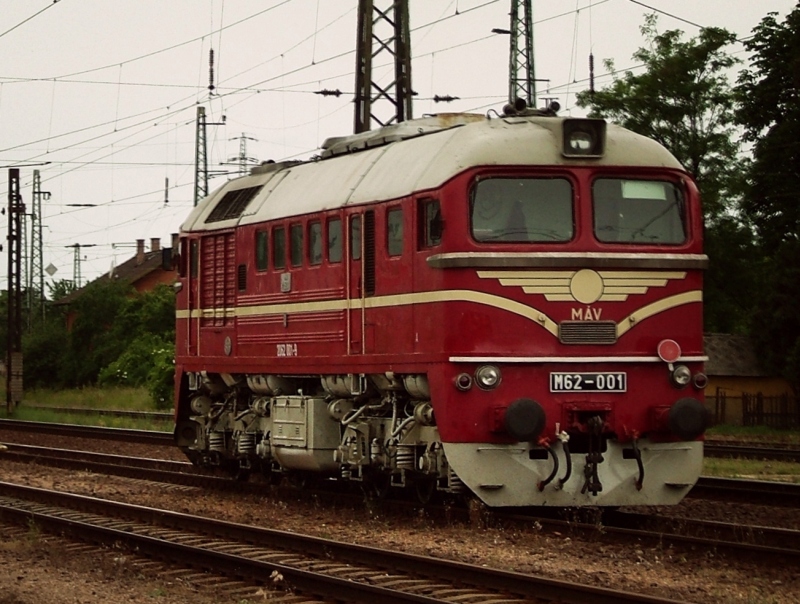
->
xmin=56 ymin=237 xmax=178 ymax=331
xmin=704 ymin=333 xmax=795 ymax=426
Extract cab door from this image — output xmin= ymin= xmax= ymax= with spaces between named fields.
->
xmin=347 ymin=210 xmax=375 ymax=354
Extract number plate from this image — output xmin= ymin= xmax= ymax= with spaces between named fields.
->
xmin=550 ymin=372 xmax=627 ymax=392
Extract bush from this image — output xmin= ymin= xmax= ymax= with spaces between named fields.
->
xmin=145 ymin=344 xmax=175 ymax=410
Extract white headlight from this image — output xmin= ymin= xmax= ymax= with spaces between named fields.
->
xmin=671 ymin=365 xmax=691 ymax=388
xmin=475 ymin=365 xmax=501 ymax=389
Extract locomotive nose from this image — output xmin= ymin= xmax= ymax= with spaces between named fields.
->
xmin=667 ymin=397 xmax=711 ymax=441
xmin=504 ymin=398 xmax=546 ymax=442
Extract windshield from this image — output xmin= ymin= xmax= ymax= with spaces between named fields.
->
xmin=593 ymin=179 xmax=686 ymax=244
xmin=470 ymin=177 xmax=573 ymax=242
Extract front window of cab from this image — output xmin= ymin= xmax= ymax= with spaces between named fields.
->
xmin=593 ymin=179 xmax=686 ymax=244
xmin=471 ymin=177 xmax=573 ymax=242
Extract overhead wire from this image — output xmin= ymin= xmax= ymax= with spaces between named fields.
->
xmin=1 ymin=0 xmax=756 ymax=285
xmin=0 ymin=0 xmax=63 ymax=41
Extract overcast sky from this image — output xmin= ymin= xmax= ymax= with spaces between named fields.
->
xmin=0 ymin=0 xmax=796 ymax=290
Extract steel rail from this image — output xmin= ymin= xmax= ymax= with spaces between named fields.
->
xmin=21 ymin=404 xmax=172 ymax=421
xmin=2 ymin=436 xmax=799 ymax=509
xmin=689 ymin=476 xmax=800 ymax=506
xmin=0 ymin=480 xmax=690 ymax=604
xmin=0 ymin=418 xmax=172 ymax=444
xmin=704 ymin=442 xmax=800 ymax=463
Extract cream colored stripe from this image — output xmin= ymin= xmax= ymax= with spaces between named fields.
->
xmin=599 ymin=271 xmax=686 ymax=280
xmin=176 ymin=289 xmax=702 ymax=341
xmin=617 ymin=291 xmax=703 ymax=337
xmin=478 ymin=270 xmax=574 ymax=279
xmin=176 ymin=290 xmax=559 ymax=337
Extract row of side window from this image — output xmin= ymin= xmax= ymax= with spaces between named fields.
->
xmin=253 ymin=200 xmax=441 ymax=273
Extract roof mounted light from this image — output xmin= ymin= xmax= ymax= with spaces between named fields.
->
xmin=562 ymin=118 xmax=606 ymax=158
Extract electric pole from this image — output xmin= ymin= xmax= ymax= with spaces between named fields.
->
xmin=508 ymin=0 xmax=536 ymax=107
xmin=7 ymin=169 xmax=24 ymax=413
xmin=29 ymin=170 xmax=49 ymax=326
xmin=354 ymin=0 xmax=413 ymax=133
xmin=194 ymin=106 xmax=209 ymax=207
xmin=66 ymin=243 xmax=96 ymax=289
xmin=227 ymin=133 xmax=258 ymax=176
xmin=193 ymin=106 xmax=227 ymax=206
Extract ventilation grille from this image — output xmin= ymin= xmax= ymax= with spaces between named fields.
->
xmin=237 ymin=264 xmax=247 ymax=291
xmin=364 ymin=210 xmax=376 ymax=297
xmin=205 ymin=186 xmax=262 ymax=223
xmin=559 ymin=321 xmax=617 ymax=345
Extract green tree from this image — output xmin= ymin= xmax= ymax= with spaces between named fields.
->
xmin=47 ymin=279 xmax=76 ymax=302
xmin=735 ymin=7 xmax=800 ymax=390
xmin=576 ymin=16 xmax=741 ymax=216
xmin=59 ymin=279 xmax=134 ymax=387
xmin=575 ymin=16 xmax=754 ymax=333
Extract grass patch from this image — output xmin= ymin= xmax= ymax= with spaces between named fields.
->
xmin=2 ymin=405 xmax=172 ymax=431
xmin=21 ymin=386 xmax=154 ymax=410
xmin=703 ymin=457 xmax=800 ymax=482
xmin=0 ymin=387 xmax=172 ymax=431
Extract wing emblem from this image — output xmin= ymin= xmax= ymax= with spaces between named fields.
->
xmin=477 ymin=269 xmax=687 ymax=303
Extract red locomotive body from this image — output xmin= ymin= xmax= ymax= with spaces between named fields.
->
xmin=174 ymin=110 xmax=709 ymax=506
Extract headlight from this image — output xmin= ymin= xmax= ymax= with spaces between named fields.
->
xmin=562 ymin=118 xmax=606 ymax=157
xmin=693 ymin=373 xmax=708 ymax=389
xmin=475 ymin=365 xmax=501 ymax=390
xmin=455 ymin=373 xmax=473 ymax=391
xmin=671 ymin=365 xmax=691 ymax=388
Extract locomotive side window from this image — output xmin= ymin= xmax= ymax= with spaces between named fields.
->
xmin=419 ymin=199 xmax=442 ymax=248
xmin=471 ymin=177 xmax=573 ymax=242
xmin=593 ymin=179 xmax=686 ymax=244
xmin=255 ymin=230 xmax=268 ymax=271
xmin=273 ymin=226 xmax=286 ymax=269
xmin=290 ymin=224 xmax=303 ymax=267
xmin=309 ymin=221 xmax=323 ymax=265
xmin=387 ymin=207 xmax=404 ymax=256
xmin=350 ymin=215 xmax=362 ymax=260
xmin=328 ymin=217 xmax=342 ymax=263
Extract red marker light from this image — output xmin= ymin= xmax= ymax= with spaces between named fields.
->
xmin=657 ymin=339 xmax=681 ymax=363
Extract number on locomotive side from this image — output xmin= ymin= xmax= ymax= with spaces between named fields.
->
xmin=556 ymin=374 xmax=582 ymax=389
xmin=276 ymin=343 xmax=298 ymax=357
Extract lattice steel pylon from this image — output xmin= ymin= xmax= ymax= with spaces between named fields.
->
xmin=28 ymin=170 xmax=49 ymax=325
xmin=508 ymin=0 xmax=536 ymax=107
xmin=354 ymin=0 xmax=413 ymax=133
xmin=193 ymin=106 xmax=209 ymax=207
xmin=7 ymin=168 xmax=24 ymax=412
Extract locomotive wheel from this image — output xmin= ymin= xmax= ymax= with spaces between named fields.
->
xmin=414 ymin=477 xmax=436 ymax=504
xmin=263 ymin=468 xmax=283 ymax=486
xmin=232 ymin=461 xmax=251 ymax=482
xmin=288 ymin=473 xmax=309 ymax=489
xmin=365 ymin=472 xmax=392 ymax=500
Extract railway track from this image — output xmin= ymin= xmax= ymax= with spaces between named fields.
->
xmin=0 ymin=418 xmax=173 ymax=445
xmin=0 ymin=480 xmax=688 ymax=604
xmin=2 ymin=441 xmax=799 ymax=566
xmin=3 ymin=417 xmax=800 ymax=461
xmin=1 ymin=419 xmax=799 ymax=506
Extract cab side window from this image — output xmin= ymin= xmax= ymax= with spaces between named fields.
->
xmin=290 ymin=224 xmax=303 ymax=267
xmin=309 ymin=221 xmax=323 ymax=265
xmin=328 ymin=217 xmax=342 ymax=263
xmin=420 ymin=199 xmax=442 ymax=248
xmin=255 ymin=230 xmax=268 ymax=271
xmin=387 ymin=207 xmax=403 ymax=256
xmin=350 ymin=215 xmax=362 ymax=260
xmin=273 ymin=227 xmax=286 ymax=269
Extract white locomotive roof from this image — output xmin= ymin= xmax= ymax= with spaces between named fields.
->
xmin=181 ymin=113 xmax=685 ymax=233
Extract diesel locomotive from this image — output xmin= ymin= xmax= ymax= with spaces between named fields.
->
xmin=173 ymin=104 xmax=710 ymax=507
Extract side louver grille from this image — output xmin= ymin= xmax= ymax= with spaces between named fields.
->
xmin=559 ymin=321 xmax=617 ymax=345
